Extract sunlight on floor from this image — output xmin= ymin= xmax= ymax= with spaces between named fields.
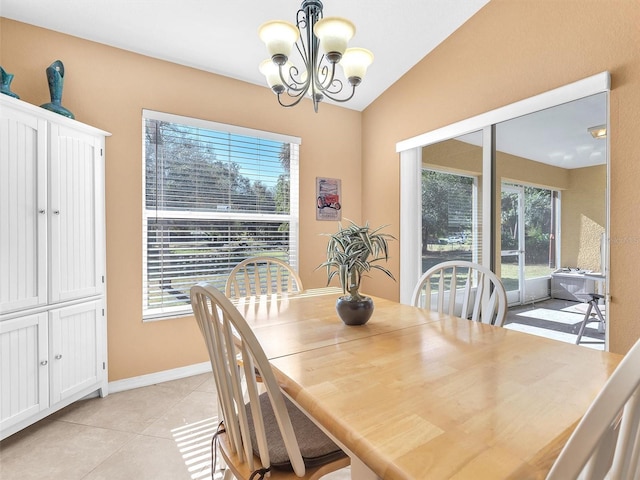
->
xmin=506 ymin=299 xmax=605 ymax=351
xmin=173 ymin=416 xmax=224 ymax=480
xmin=515 ymin=307 xmax=583 ymax=325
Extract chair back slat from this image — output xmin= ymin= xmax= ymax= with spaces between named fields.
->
xmin=411 ymin=261 xmax=507 ymax=327
xmin=196 ymin=296 xmax=245 ymax=462
xmin=240 ymin=342 xmax=270 ymax=469
xmin=484 ymin=289 xmax=499 ymax=325
xmin=446 ymin=266 xmax=457 ymax=316
xmin=611 ymin=389 xmax=640 ymax=477
xmin=470 ymin=271 xmax=483 ymax=322
xmin=437 ymin=273 xmax=445 ymax=313
xmin=547 ymin=337 xmax=640 ymax=479
xmin=226 ymin=256 xmax=303 ymax=298
xmin=460 ymin=271 xmax=472 ymax=320
xmin=190 ymin=284 xmax=307 ymax=476
xmin=221 ymin=314 xmax=256 ymax=468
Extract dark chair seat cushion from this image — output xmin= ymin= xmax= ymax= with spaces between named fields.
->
xmin=245 ymin=392 xmax=347 ymax=471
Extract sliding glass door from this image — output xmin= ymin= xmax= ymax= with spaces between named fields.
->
xmin=501 ymin=184 xmax=525 ymax=304
xmin=500 ymin=184 xmax=557 ymax=305
xmin=398 ymin=73 xmax=610 ymax=350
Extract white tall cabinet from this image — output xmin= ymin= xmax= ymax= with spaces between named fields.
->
xmin=0 ymin=95 xmax=110 ymax=440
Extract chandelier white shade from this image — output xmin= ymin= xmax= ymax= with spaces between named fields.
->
xmin=340 ymin=48 xmax=374 ymax=84
xmin=258 ymin=21 xmax=299 ymax=59
xmin=258 ymin=0 xmax=373 ymax=112
xmin=313 ymin=17 xmax=355 ymax=60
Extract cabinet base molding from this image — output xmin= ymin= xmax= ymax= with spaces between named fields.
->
xmin=0 ymin=384 xmax=107 ymax=441
xmin=0 ymin=362 xmax=212 ymax=440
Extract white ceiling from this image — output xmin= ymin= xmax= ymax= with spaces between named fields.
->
xmin=497 ymin=93 xmax=607 ymax=169
xmin=458 ymin=93 xmax=607 ymax=169
xmin=1 ymin=0 xmax=607 ymax=168
xmin=0 ymin=0 xmax=490 ymax=111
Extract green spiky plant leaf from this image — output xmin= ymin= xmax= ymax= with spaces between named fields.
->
xmin=318 ymin=221 xmax=396 ymax=301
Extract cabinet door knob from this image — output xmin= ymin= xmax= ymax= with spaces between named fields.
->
xmin=39 ymin=209 xmax=46 ymax=214
xmin=53 ymin=210 xmax=60 ymax=215
xmin=40 ymin=360 xmax=48 ymax=366
xmin=55 ymin=354 xmax=62 ymax=360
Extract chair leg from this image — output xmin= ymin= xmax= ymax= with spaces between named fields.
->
xmin=576 ymin=299 xmax=606 ymax=345
xmin=592 ymin=303 xmax=606 ymax=334
xmin=576 ymin=302 xmax=594 ymax=345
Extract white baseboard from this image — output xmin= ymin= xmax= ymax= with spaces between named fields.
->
xmin=108 ymin=361 xmax=212 ymax=394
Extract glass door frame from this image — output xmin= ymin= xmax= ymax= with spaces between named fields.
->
xmin=501 ymin=183 xmax=526 ymax=305
xmin=397 ymin=71 xmax=610 ymax=347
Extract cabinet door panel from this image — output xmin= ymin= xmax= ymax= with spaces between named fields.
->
xmin=49 ymin=301 xmax=102 ymax=403
xmin=0 ymin=314 xmax=49 ymax=432
xmin=0 ymin=107 xmax=47 ymax=314
xmin=48 ymin=124 xmax=103 ymax=303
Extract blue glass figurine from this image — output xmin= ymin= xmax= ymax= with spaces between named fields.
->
xmin=40 ymin=60 xmax=74 ymax=119
xmin=0 ymin=66 xmax=20 ymax=99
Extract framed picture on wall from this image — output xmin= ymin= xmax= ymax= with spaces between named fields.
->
xmin=316 ymin=177 xmax=342 ymax=221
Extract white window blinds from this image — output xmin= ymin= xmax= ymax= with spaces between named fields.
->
xmin=142 ymin=110 xmax=300 ymax=319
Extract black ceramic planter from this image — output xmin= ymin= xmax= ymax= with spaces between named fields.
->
xmin=336 ymin=296 xmax=374 ymax=326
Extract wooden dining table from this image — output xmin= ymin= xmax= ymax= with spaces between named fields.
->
xmin=234 ymin=287 xmax=622 ymax=480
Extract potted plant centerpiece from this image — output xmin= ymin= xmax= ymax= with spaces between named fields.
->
xmin=320 ymin=221 xmax=395 ymax=325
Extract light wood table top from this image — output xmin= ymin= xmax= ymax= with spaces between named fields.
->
xmin=235 ymin=288 xmax=439 ymax=359
xmin=236 ymin=288 xmax=622 ymax=479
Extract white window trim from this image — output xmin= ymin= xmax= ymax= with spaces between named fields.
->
xmin=142 ymin=110 xmax=301 ymax=320
xmin=143 ymin=109 xmax=301 ymax=146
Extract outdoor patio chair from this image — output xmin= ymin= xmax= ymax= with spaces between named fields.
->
xmin=575 ymin=293 xmax=606 ymax=345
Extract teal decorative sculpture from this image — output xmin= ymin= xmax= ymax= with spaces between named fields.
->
xmin=40 ymin=60 xmax=74 ymax=119
xmin=0 ymin=66 xmax=20 ymax=99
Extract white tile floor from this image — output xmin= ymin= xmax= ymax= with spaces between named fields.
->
xmin=504 ymin=299 xmax=605 ymax=350
xmin=1 ymin=299 xmax=604 ymax=480
xmin=0 ymin=373 xmax=350 ymax=480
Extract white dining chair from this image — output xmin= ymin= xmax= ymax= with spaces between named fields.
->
xmin=190 ymin=283 xmax=349 ymax=480
xmin=411 ymin=260 xmax=508 ymax=326
xmin=546 ymin=337 xmax=640 ymax=479
xmin=225 ymin=256 xmax=303 ymax=298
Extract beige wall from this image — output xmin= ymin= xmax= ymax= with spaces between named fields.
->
xmin=423 ymin=139 xmax=571 ymax=189
xmin=362 ymin=0 xmax=640 ymax=354
xmin=0 ymin=19 xmax=363 ymax=380
xmin=561 ymin=165 xmax=607 ymax=271
xmin=2 ymin=0 xmax=639 ymax=375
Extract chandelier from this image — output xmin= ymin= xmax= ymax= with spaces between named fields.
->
xmin=258 ymin=0 xmax=374 ymax=113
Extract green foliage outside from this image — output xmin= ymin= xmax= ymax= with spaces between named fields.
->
xmin=501 ymin=187 xmax=553 ymax=265
xmin=422 ymin=170 xmax=555 ymax=292
xmin=144 ymin=120 xmax=292 ymax=308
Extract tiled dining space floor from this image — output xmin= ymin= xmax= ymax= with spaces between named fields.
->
xmin=0 ymin=297 xmax=603 ymax=480
xmin=0 ymin=373 xmax=351 ymax=480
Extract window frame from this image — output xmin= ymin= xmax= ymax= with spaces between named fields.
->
xmin=141 ymin=109 xmax=301 ymax=320
xmin=421 ymin=166 xmax=481 ymax=267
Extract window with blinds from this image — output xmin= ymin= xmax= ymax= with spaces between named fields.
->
xmin=421 ymin=169 xmax=480 ymax=272
xmin=142 ymin=110 xmax=300 ymax=319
